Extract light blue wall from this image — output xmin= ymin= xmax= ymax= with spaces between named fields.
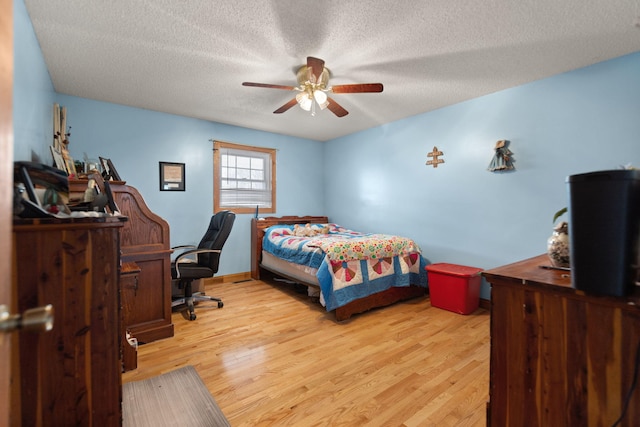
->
xmin=13 ymin=0 xmax=55 ymax=162
xmin=325 ymin=52 xmax=640 ymax=298
xmin=13 ymin=0 xmax=640 ymax=297
xmin=53 ymin=95 xmax=325 ymax=275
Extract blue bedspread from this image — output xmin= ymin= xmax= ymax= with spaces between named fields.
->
xmin=262 ymin=223 xmax=428 ymax=311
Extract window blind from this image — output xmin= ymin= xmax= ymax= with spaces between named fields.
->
xmin=219 ymin=146 xmax=272 ymax=208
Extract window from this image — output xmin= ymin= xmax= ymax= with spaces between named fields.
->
xmin=213 ymin=140 xmax=276 ymax=214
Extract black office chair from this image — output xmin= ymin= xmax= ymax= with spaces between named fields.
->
xmin=171 ymin=211 xmax=236 ymax=320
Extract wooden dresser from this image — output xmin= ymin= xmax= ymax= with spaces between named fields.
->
xmin=12 ymin=217 xmax=124 ymax=426
xmin=483 ymin=254 xmax=640 ymax=426
xmin=70 ymin=180 xmax=174 ymax=345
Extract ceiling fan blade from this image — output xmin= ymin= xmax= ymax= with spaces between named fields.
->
xmin=242 ymin=82 xmax=296 ymax=90
xmin=273 ymin=98 xmax=298 ymax=114
xmin=306 ymin=57 xmax=325 ymax=83
xmin=326 ymin=97 xmax=349 ymax=117
xmin=331 ymin=83 xmax=384 ymax=94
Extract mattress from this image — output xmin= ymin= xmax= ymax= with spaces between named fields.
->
xmin=261 ymin=250 xmax=320 ymax=286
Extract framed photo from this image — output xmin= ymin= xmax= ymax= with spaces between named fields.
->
xmin=103 ymin=181 xmax=120 ymax=213
xmin=99 ymin=157 xmax=122 ymax=181
xmin=50 ymin=146 xmax=66 ymax=172
xmin=64 ymin=155 xmax=77 ymax=177
xmin=159 ymin=162 xmax=185 ymax=191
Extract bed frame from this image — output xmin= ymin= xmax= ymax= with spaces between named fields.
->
xmin=250 ymin=215 xmax=427 ymax=321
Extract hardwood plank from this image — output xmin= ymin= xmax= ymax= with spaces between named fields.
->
xmin=123 ymin=279 xmax=490 ymax=426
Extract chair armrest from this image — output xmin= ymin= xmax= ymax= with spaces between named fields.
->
xmin=171 ymin=244 xmax=197 ymax=261
xmin=171 ymin=245 xmax=197 ymax=251
xmin=174 ymin=248 xmax=223 ymax=278
xmin=171 ymin=244 xmax=196 ymax=250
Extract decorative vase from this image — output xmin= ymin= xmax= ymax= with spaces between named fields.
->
xmin=547 ymin=221 xmax=570 ymax=268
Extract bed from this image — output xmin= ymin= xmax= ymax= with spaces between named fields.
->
xmin=250 ymin=215 xmax=428 ymax=321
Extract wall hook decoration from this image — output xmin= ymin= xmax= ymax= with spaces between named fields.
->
xmin=426 ymin=146 xmax=444 ymax=168
xmin=488 ymin=140 xmax=515 ymax=172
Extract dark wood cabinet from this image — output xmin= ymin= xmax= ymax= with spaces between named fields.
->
xmin=12 ymin=218 xmax=124 ymax=426
xmin=483 ymin=254 xmax=640 ymax=427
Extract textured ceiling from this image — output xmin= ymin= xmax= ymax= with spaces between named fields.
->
xmin=24 ymin=0 xmax=640 ymax=142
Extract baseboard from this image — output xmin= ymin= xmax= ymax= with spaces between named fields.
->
xmin=479 ymin=298 xmax=490 ymax=310
xmin=202 ymin=271 xmax=252 ymax=286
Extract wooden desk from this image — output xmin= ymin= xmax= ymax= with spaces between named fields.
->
xmin=69 ymin=179 xmax=174 ymax=344
xmin=483 ymin=254 xmax=640 ymax=426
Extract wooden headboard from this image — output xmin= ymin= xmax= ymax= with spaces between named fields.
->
xmin=250 ymin=215 xmax=328 ymax=279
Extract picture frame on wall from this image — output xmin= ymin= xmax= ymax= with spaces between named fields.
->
xmin=159 ymin=162 xmax=185 ymax=191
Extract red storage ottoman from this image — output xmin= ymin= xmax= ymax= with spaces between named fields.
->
xmin=425 ymin=263 xmax=483 ymax=314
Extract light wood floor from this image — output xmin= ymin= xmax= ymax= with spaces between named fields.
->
xmin=123 ymin=279 xmax=490 ymax=426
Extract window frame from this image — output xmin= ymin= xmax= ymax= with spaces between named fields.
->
xmin=213 ymin=140 xmax=276 ymax=215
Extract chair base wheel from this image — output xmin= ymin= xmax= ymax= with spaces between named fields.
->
xmin=171 ymin=290 xmax=223 ymax=320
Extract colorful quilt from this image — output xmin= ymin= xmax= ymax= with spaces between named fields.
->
xmin=262 ymin=223 xmax=428 ymax=311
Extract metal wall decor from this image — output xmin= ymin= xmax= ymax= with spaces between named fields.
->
xmin=426 ymin=146 xmax=444 ymax=168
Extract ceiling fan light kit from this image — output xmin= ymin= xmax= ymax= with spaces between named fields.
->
xmin=242 ymin=56 xmax=383 ymax=118
xmin=296 ymin=92 xmax=313 ymax=111
xmin=313 ymin=90 xmax=328 ymax=108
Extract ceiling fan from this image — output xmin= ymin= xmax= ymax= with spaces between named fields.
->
xmin=242 ymin=56 xmax=383 ymax=117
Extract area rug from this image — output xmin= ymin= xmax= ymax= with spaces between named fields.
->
xmin=122 ymin=365 xmax=231 ymax=426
